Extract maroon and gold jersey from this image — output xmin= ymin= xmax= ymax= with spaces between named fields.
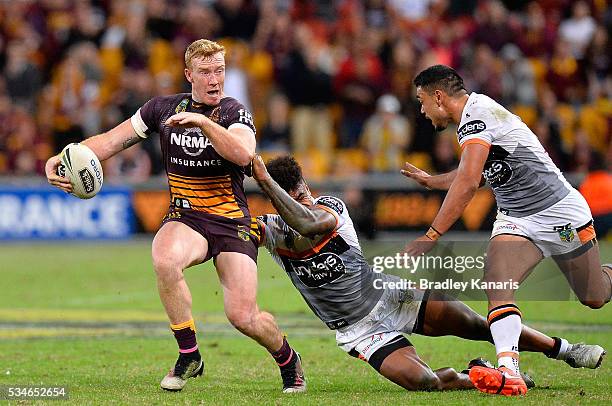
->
xmin=130 ymin=94 xmax=256 ymax=219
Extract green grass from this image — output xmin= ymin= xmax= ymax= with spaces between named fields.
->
xmin=0 ymin=241 xmax=611 ymax=404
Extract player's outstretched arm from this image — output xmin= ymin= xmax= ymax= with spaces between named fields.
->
xmin=45 ymin=119 xmax=142 ymax=192
xmin=165 ymin=112 xmax=255 ymax=166
xmin=81 ymin=119 xmax=143 ymax=161
xmin=401 ymin=164 xmax=486 ymax=190
xmin=252 ymin=155 xmax=336 ymax=237
xmin=429 ymin=143 xmax=489 ymax=234
xmin=404 ymin=143 xmax=488 ymax=256
xmin=401 ymin=163 xmax=457 ymax=190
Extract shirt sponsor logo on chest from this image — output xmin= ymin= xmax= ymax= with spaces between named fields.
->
xmin=286 ymin=252 xmax=346 ymax=288
xmin=170 ymin=127 xmax=213 ymax=157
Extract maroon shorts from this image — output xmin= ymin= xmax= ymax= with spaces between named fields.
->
xmin=161 ymin=209 xmax=259 ymax=263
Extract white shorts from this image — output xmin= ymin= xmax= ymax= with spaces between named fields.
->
xmin=491 ymin=189 xmax=595 ymax=257
xmin=335 ymin=286 xmax=425 ymax=362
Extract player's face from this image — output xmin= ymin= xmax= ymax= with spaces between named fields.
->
xmin=185 ymin=52 xmax=225 ymax=106
xmin=416 ymin=87 xmax=450 ymax=131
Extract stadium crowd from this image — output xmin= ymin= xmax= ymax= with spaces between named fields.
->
xmin=0 ymin=0 xmax=610 ymax=181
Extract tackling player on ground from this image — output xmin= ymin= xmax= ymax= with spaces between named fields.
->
xmin=403 ymin=65 xmax=610 ymax=396
xmin=250 ymin=154 xmax=604 ymax=392
xmin=45 ymin=39 xmax=305 ymax=393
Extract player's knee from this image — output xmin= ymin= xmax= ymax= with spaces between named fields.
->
xmin=152 ymin=245 xmax=184 ymax=273
xmin=152 ymin=254 xmax=178 ymax=274
xmin=408 ymin=369 xmax=442 ymax=391
xmin=580 ymin=299 xmax=607 ymax=309
xmin=152 ymin=253 xmax=185 ymax=286
xmin=390 ymin=360 xmax=442 ymax=391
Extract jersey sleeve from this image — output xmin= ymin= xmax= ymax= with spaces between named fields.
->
xmin=130 ymin=97 xmax=161 ymax=139
xmin=457 ymin=108 xmax=497 ymax=150
xmin=314 ymin=196 xmax=347 ymax=231
xmin=221 ymin=98 xmax=256 ymax=135
xmin=257 ymin=214 xmax=281 ymax=252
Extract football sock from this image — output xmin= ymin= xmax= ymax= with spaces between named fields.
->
xmin=270 ymin=336 xmax=295 ymax=367
xmin=545 ymin=337 xmax=571 ymax=360
xmin=171 ymin=319 xmax=200 ymax=358
xmin=488 ymin=304 xmax=522 ymax=375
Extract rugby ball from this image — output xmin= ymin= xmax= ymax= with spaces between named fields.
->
xmin=57 ymin=143 xmax=104 ymax=199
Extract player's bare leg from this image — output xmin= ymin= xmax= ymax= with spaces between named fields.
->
xmin=553 ymin=239 xmax=611 ymax=309
xmin=215 ymin=252 xmax=306 ymax=393
xmin=419 ymin=293 xmax=544 ymax=389
xmin=466 ymin=235 xmax=543 ymax=395
xmin=419 ymin=290 xmax=604 ymax=372
xmin=152 ymin=222 xmax=208 ymax=323
xmin=421 ymin=291 xmax=554 ymax=353
xmin=152 ymin=222 xmax=208 ymax=391
xmin=379 ymin=346 xmax=473 ymax=391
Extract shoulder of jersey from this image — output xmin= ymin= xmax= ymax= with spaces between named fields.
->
xmin=159 ymin=93 xmax=190 ymax=105
xmin=220 ymin=96 xmax=240 ymax=107
xmin=315 ymin=195 xmax=345 ymax=216
xmin=458 ymin=96 xmax=491 ymax=141
xmin=147 ymin=93 xmax=190 ymax=114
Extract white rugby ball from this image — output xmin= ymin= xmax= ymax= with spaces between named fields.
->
xmin=57 ymin=143 xmax=104 ymax=199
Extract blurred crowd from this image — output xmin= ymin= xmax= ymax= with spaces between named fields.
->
xmin=0 ymin=0 xmax=610 ymax=181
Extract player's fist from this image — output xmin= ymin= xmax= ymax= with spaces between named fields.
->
xmin=401 ymin=162 xmax=432 ymax=189
xmin=45 ymin=154 xmax=72 ymax=193
xmin=251 ymin=154 xmax=271 ymax=183
xmin=165 ymin=112 xmax=205 ymax=128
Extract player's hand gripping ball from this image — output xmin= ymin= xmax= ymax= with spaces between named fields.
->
xmin=57 ymin=143 xmax=104 ymax=199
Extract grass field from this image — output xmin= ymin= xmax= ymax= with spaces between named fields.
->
xmin=0 ymin=240 xmax=611 ymax=405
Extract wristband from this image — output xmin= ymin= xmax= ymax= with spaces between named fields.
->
xmin=425 ymin=226 xmax=442 ymax=241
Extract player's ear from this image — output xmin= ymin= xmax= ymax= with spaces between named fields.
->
xmin=434 ymin=90 xmax=443 ymax=107
xmin=184 ymin=68 xmax=193 ymax=83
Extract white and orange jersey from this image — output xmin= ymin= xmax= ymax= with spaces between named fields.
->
xmin=257 ymin=196 xmax=384 ymax=330
xmin=458 ymin=93 xmax=572 ymax=217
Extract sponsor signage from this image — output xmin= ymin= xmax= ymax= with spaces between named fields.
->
xmin=130 ymin=189 xmax=496 ymax=234
xmin=0 ymin=186 xmax=134 ymax=240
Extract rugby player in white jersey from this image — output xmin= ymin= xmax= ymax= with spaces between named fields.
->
xmin=250 ymin=154 xmax=604 ymax=392
xmin=403 ymin=65 xmax=610 ymax=396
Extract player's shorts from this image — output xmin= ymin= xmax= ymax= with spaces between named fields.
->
xmin=161 ymin=209 xmax=259 ymax=263
xmin=491 ymin=189 xmax=595 ymax=258
xmin=335 ymin=287 xmax=428 ymax=371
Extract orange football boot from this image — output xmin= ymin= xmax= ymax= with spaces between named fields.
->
xmin=469 ymin=365 xmax=528 ymax=396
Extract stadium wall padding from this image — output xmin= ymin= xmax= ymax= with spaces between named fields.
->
xmin=0 ymin=186 xmax=134 ymax=240
xmin=132 ymin=188 xmax=497 ymax=234
xmin=0 ymin=184 xmax=498 ymax=239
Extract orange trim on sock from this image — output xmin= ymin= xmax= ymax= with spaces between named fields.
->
xmin=171 ymin=319 xmax=196 ymax=333
xmin=497 ymin=351 xmax=519 ymax=359
xmin=487 ymin=307 xmax=522 ymax=323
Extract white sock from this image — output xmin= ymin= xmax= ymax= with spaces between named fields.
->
xmin=489 ymin=309 xmax=522 ymax=375
xmin=556 ymin=338 xmax=571 ymax=360
xmin=498 ymin=355 xmax=519 ymax=374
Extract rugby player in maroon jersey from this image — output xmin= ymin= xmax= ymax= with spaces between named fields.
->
xmin=45 ymin=39 xmax=305 ymax=393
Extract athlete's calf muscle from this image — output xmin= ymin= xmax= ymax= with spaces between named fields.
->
xmin=379 ymin=347 xmax=472 ymax=391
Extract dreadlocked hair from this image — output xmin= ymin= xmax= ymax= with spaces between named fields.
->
xmin=265 ymin=155 xmax=304 ymax=193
